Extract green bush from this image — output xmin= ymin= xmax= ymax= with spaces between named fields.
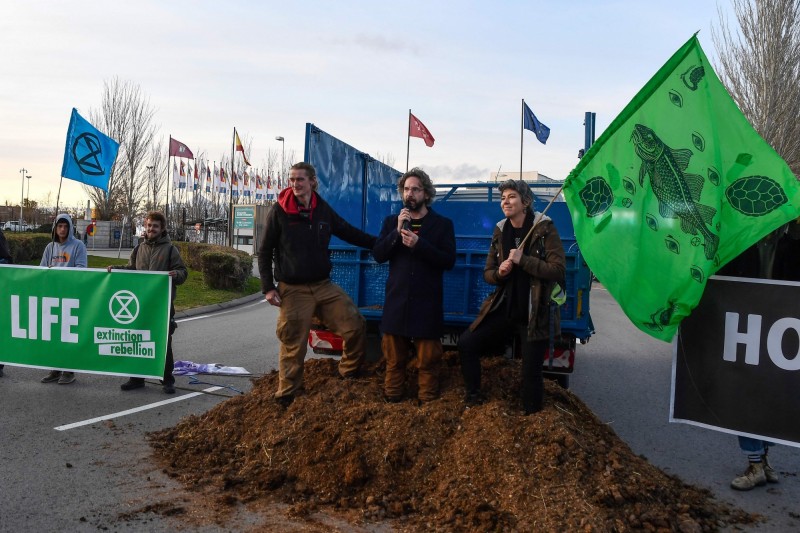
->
xmin=172 ymin=241 xmax=254 ymax=290
xmin=200 ymin=250 xmax=252 ymax=290
xmin=5 ymin=233 xmax=52 ymax=263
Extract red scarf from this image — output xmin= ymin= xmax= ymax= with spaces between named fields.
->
xmin=278 ymin=187 xmax=317 ymax=219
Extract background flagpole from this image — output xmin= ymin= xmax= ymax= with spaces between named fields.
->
xmin=520 ymin=99 xmax=524 ymax=180
xmin=229 ymin=128 xmax=235 ymax=247
xmin=166 ymin=135 xmax=172 ymax=225
xmin=406 ymin=109 xmax=411 ymax=172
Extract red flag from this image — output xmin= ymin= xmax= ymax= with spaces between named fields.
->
xmin=169 ymin=137 xmax=194 ymax=159
xmin=409 ymin=113 xmax=435 ymax=147
xmin=234 ymin=128 xmax=251 ymax=166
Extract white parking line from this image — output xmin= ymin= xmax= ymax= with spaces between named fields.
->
xmin=54 ymin=386 xmax=223 ymax=431
xmin=176 ymin=299 xmax=266 ymax=323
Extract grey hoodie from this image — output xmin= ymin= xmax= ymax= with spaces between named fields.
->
xmin=40 ymin=213 xmax=88 ymax=268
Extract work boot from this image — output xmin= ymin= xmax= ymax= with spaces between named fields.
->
xmin=274 ymin=394 xmax=294 ymax=408
xmin=731 ymin=462 xmax=767 ymax=490
xmin=120 ymin=378 xmax=145 ymax=391
xmin=58 ymin=372 xmax=76 ymax=385
xmin=41 ymin=370 xmax=61 ymax=383
xmin=464 ymin=391 xmax=486 ymax=408
xmin=762 ymin=453 xmax=779 ymax=483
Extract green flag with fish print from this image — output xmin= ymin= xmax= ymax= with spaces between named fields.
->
xmin=563 ymin=35 xmax=800 ymax=342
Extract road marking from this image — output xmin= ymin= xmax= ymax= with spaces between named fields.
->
xmin=177 ymin=315 xmax=211 ymax=322
xmin=54 ymin=386 xmax=223 ymax=431
xmin=176 ymin=300 xmax=266 ymax=323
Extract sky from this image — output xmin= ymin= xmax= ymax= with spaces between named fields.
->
xmin=0 ymin=0 xmax=734 ymax=210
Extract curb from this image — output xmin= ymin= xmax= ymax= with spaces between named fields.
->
xmin=174 ymin=292 xmax=264 ymax=319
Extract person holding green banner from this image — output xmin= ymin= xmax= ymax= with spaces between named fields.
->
xmin=457 ymin=180 xmax=566 ymax=414
xmin=40 ymin=213 xmax=88 ymax=385
xmin=108 ymin=211 xmax=187 ymax=394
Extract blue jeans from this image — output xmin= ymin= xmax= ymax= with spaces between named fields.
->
xmin=738 ymin=436 xmax=774 ymax=455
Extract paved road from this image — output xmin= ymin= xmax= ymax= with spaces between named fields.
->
xmin=572 ymin=285 xmax=800 ymax=532
xmin=1 ymin=265 xmax=797 ymax=531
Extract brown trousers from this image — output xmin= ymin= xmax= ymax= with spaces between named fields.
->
xmin=382 ymin=333 xmax=442 ymax=401
xmin=275 ymin=280 xmax=365 ymax=398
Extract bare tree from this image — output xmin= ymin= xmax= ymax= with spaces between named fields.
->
xmin=83 ymin=78 xmax=157 ymax=220
xmin=375 ymin=151 xmax=397 ymax=168
xmin=145 ymin=139 xmax=167 ymax=212
xmin=713 ymin=0 xmax=800 ymax=278
xmin=713 ymin=0 xmax=800 ymax=175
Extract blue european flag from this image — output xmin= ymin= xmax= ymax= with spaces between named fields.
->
xmin=61 ymin=108 xmax=120 ymax=191
xmin=522 ymin=102 xmax=550 ymax=145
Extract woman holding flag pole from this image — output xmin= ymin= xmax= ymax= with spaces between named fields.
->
xmin=457 ymin=179 xmax=566 ymax=414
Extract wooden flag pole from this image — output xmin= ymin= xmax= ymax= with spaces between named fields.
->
xmin=518 ymin=184 xmax=564 ymax=250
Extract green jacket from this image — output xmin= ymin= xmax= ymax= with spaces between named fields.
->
xmin=115 ymin=232 xmax=188 ymax=306
xmin=470 ymin=214 xmax=566 ymax=341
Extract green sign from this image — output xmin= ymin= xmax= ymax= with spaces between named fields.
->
xmin=234 ymin=206 xmax=255 ymax=229
xmin=0 ymin=265 xmax=170 ymax=378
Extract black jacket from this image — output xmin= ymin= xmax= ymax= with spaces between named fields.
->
xmin=373 ymin=208 xmax=456 ymax=338
xmin=0 ymin=228 xmax=12 ymax=263
xmin=258 ymin=192 xmax=376 ymax=293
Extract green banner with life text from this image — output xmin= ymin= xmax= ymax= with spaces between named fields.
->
xmin=0 ymin=265 xmax=170 ymax=378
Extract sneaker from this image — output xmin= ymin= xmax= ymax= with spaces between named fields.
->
xmin=731 ymin=462 xmax=767 ymax=490
xmin=58 ymin=372 xmax=76 ymax=385
xmin=762 ymin=454 xmax=779 ymax=483
xmin=162 ymin=383 xmax=175 ymax=394
xmin=41 ymin=370 xmax=61 ymax=384
xmin=120 ymin=378 xmax=145 ymax=391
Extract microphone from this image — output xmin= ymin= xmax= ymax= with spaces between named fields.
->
xmin=401 ymin=200 xmax=412 ymax=232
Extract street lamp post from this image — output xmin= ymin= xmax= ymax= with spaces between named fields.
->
xmin=275 ymin=136 xmax=285 ymax=187
xmin=26 ymin=175 xmax=31 ymax=226
xmin=19 ymin=168 xmax=27 ymax=230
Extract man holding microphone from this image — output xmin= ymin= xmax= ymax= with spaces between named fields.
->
xmin=373 ymin=168 xmax=456 ymax=403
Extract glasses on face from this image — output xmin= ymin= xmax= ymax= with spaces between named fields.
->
xmin=403 ymin=186 xmax=423 ymax=194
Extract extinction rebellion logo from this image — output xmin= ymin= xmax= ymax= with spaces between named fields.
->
xmin=94 ymin=290 xmax=155 ymax=359
xmin=72 ymin=132 xmax=106 ymax=176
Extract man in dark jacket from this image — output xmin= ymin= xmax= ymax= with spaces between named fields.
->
xmin=258 ymin=162 xmax=377 ymax=406
xmin=107 ymin=211 xmax=188 ymax=394
xmin=373 ymin=168 xmax=456 ymax=402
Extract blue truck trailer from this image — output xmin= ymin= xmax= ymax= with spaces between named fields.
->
xmin=302 ymin=123 xmax=594 ymax=387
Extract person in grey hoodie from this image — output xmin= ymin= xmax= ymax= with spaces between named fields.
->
xmin=40 ymin=213 xmax=88 ymax=385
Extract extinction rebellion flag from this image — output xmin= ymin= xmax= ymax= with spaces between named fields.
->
xmin=562 ymin=35 xmax=800 ymax=341
xmin=61 ymin=108 xmax=121 ymax=191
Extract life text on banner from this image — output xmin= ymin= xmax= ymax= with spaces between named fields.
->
xmin=0 ymin=265 xmax=170 ymax=378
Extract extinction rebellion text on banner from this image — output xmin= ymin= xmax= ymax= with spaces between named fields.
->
xmin=671 ymin=276 xmax=800 ymax=448
xmin=0 ymin=265 xmax=170 ymax=378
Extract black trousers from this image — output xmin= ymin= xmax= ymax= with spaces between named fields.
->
xmin=127 ymin=333 xmax=174 ymax=386
xmin=458 ymin=310 xmax=547 ymax=412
